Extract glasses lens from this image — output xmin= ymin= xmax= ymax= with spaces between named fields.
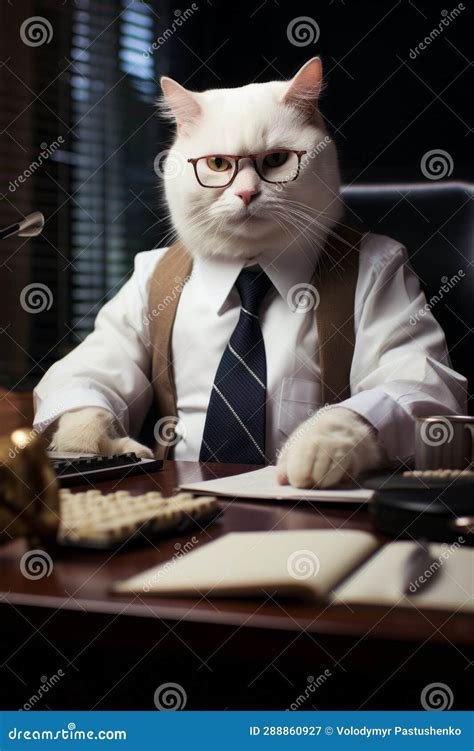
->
xmin=257 ymin=151 xmax=299 ymax=183
xmin=195 ymin=156 xmax=236 ymax=187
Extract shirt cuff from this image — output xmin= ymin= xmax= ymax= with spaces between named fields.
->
xmin=327 ymin=387 xmax=417 ymax=463
xmin=33 ymin=388 xmax=126 ymax=435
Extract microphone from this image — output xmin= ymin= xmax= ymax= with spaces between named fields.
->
xmin=0 ymin=211 xmax=45 ymax=241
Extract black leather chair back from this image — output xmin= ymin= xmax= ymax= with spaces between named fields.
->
xmin=343 ymin=182 xmax=473 ymax=412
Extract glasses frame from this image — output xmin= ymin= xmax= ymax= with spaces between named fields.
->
xmin=187 ymin=149 xmax=307 ymax=188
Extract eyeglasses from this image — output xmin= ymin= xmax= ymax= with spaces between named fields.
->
xmin=187 ymin=149 xmax=307 ymax=188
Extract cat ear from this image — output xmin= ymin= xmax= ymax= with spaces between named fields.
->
xmin=281 ymin=57 xmax=323 ymax=115
xmin=159 ymin=77 xmax=202 ymax=132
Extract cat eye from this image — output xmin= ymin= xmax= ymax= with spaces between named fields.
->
xmin=263 ymin=151 xmax=289 ymax=169
xmin=206 ymin=156 xmax=232 ymax=172
xmin=188 ymin=149 xmax=307 ymax=188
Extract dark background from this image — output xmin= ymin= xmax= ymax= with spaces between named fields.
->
xmin=0 ymin=0 xmax=471 ymax=390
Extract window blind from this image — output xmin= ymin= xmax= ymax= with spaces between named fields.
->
xmin=0 ymin=0 xmax=163 ymax=389
xmin=69 ymin=0 xmax=159 ymax=337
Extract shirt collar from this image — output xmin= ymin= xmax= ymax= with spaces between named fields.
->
xmin=261 ymin=244 xmax=322 ymax=304
xmin=193 ymin=243 xmax=322 ymax=315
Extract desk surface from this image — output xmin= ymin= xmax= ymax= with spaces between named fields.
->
xmin=0 ymin=460 xmax=472 ymax=647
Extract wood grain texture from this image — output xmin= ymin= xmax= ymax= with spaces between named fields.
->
xmin=0 ymin=388 xmax=34 ymax=435
xmin=0 ymin=459 xmax=472 ymax=647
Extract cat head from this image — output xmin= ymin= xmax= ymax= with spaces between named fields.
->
xmin=159 ymin=58 xmax=342 ymax=261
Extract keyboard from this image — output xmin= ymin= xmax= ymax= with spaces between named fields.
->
xmin=48 ymin=451 xmax=163 ymax=487
xmin=59 ymin=488 xmax=218 ymax=549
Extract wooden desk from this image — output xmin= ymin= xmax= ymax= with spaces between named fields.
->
xmin=0 ymin=461 xmax=472 ymax=710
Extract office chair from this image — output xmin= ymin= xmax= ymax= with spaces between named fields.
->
xmin=343 ymin=181 xmax=473 ymax=412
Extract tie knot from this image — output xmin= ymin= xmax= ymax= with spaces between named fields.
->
xmin=235 ymin=267 xmax=272 ymax=317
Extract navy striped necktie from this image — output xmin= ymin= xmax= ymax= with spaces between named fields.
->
xmin=199 ymin=266 xmax=273 ymax=465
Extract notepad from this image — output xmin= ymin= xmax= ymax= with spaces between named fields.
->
xmin=179 ymin=466 xmax=373 ymax=504
xmin=114 ymin=530 xmax=379 ymax=599
xmin=114 ymin=531 xmax=474 ymax=613
xmin=335 ymin=541 xmax=474 ymax=612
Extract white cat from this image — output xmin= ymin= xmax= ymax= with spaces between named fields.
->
xmin=50 ymin=407 xmax=154 ymax=459
xmin=159 ymin=57 xmax=342 ymax=261
xmin=47 ymin=58 xmax=388 ymax=487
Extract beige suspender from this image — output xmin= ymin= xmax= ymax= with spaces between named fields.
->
xmin=148 ymin=242 xmax=193 ymax=459
xmin=313 ymin=225 xmax=361 ymax=404
xmin=148 ymin=226 xmax=361 ymax=458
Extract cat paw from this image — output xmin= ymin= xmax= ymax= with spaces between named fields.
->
xmin=51 ymin=407 xmax=115 ymax=454
xmin=50 ymin=407 xmax=153 ymax=459
xmin=276 ymin=407 xmax=382 ymax=489
xmin=106 ymin=436 xmax=154 ymax=459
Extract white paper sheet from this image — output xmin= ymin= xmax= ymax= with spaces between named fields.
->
xmin=180 ymin=465 xmax=373 ymax=504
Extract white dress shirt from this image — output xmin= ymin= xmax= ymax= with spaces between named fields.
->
xmin=34 ymin=233 xmax=467 ymax=463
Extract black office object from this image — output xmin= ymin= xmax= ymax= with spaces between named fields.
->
xmin=402 ymin=539 xmax=441 ymax=596
xmin=363 ymin=470 xmax=474 ymax=545
xmin=48 ymin=452 xmax=163 ymax=487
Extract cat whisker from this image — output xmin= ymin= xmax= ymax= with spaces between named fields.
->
xmin=270 ymin=211 xmax=346 ymax=280
xmin=270 ymin=210 xmax=330 ymax=261
xmin=275 ymin=196 xmax=356 ymax=231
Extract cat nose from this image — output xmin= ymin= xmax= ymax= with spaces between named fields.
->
xmin=235 ymin=188 xmax=259 ymax=206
